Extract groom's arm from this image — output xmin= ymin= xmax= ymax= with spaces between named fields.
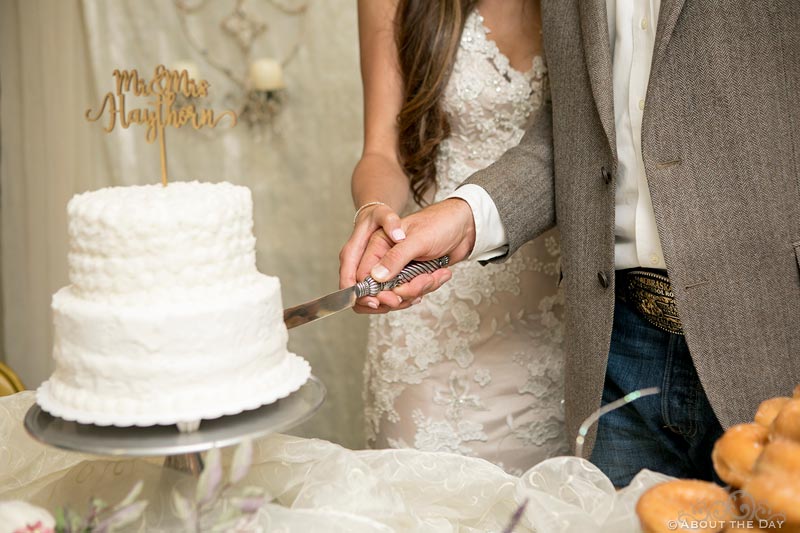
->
xmin=454 ymin=100 xmax=555 ymax=263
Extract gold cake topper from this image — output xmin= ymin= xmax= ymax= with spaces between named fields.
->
xmin=85 ymin=65 xmax=238 ymax=186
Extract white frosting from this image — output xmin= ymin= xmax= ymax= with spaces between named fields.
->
xmin=66 ymin=181 xmax=257 ymax=304
xmin=38 ymin=181 xmax=310 ymax=426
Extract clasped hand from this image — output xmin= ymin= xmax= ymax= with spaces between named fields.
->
xmin=339 ymin=199 xmax=477 ymax=313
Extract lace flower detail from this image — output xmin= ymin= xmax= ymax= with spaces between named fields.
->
xmin=433 ymin=371 xmax=487 ymax=420
xmin=474 ymin=368 xmax=492 ymax=387
xmin=412 ymin=410 xmax=488 ymax=455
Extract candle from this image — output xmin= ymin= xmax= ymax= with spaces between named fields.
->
xmin=173 ymin=60 xmax=199 ymax=81
xmin=248 ymin=58 xmax=285 ymax=91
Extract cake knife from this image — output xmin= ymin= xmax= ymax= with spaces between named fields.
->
xmin=283 ymin=256 xmax=450 ymax=329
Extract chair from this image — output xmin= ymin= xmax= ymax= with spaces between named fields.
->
xmin=0 ymin=361 xmax=25 ymax=396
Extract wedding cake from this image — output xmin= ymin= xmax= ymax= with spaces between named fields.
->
xmin=36 ymin=181 xmax=310 ymax=428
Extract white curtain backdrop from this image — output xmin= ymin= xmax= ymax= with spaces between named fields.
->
xmin=0 ymin=0 xmax=367 ymax=448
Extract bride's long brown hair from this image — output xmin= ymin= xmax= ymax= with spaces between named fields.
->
xmin=395 ymin=0 xmax=478 ymax=206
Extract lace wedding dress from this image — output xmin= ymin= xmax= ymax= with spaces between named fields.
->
xmin=364 ymin=10 xmax=568 ymax=475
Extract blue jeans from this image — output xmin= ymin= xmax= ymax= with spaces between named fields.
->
xmin=589 ymin=291 xmax=724 ymax=487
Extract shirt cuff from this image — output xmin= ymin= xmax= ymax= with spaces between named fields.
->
xmin=446 ymin=184 xmax=509 ymax=261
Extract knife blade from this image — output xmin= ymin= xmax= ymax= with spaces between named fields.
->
xmin=283 ymin=256 xmax=450 ymax=329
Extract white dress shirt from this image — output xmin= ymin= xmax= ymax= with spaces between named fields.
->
xmin=450 ymin=0 xmax=667 ymax=270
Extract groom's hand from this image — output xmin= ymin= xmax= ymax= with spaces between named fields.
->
xmin=355 ymin=198 xmax=476 ymax=311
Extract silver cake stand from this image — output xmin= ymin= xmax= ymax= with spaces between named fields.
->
xmin=24 ymin=376 xmax=326 ymax=476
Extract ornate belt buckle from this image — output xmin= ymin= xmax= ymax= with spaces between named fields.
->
xmin=625 ymin=270 xmax=684 ymax=335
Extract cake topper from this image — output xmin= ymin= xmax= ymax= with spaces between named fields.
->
xmin=85 ymin=65 xmax=238 ymax=186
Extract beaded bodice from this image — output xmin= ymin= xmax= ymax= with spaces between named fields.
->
xmin=434 ymin=10 xmax=548 ymax=200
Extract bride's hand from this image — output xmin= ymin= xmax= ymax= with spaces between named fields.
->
xmin=339 ymin=203 xmax=412 ymax=313
xmin=348 ymin=198 xmax=474 ymax=315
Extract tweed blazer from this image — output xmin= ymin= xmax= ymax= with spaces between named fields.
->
xmin=466 ymin=0 xmax=800 ymax=456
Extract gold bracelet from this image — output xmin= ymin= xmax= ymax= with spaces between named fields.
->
xmin=353 ymin=201 xmax=387 ymax=224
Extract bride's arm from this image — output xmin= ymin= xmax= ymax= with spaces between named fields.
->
xmin=352 ymin=0 xmax=408 ymax=214
xmin=339 ymin=0 xmax=413 ymax=312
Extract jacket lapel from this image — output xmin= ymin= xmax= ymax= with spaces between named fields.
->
xmin=578 ymin=0 xmax=616 ymax=159
xmin=652 ymin=0 xmax=687 ymax=74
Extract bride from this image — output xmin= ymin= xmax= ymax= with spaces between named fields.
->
xmin=339 ymin=0 xmax=567 ymax=474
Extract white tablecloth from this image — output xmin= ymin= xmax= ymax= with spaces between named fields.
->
xmin=0 ymin=392 xmax=670 ymax=532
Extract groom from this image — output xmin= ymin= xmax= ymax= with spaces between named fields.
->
xmin=353 ymin=0 xmax=800 ymax=486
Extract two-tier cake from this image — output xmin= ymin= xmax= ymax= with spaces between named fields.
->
xmin=36 ymin=181 xmax=309 ymax=428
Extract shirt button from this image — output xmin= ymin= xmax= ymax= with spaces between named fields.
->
xmin=598 ymin=271 xmax=610 ymax=289
xmin=640 ymin=18 xmax=649 ymax=30
xmin=638 ymin=99 xmax=645 ymax=111
xmin=650 ymin=253 xmax=660 ymax=266
xmin=601 ymin=166 xmax=612 ymax=185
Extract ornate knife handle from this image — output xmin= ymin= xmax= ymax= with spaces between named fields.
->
xmin=354 ymin=256 xmax=450 ymax=298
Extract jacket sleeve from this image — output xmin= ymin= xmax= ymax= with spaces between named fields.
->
xmin=462 ymin=100 xmax=556 ymax=262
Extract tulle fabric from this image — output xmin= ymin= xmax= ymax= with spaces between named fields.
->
xmin=1 ymin=392 xmax=671 ymax=532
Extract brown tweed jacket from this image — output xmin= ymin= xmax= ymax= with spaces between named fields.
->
xmin=466 ymin=0 xmax=800 ymax=456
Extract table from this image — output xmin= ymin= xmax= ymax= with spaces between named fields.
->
xmin=1 ymin=391 xmax=666 ymax=532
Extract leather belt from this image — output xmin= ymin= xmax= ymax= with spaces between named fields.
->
xmin=617 ymin=269 xmax=684 ymax=335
